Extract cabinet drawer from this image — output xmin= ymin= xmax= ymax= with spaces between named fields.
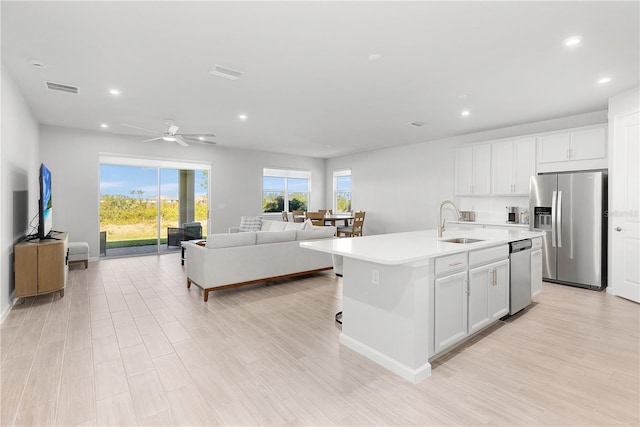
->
xmin=469 ymin=245 xmax=508 ymax=267
xmin=532 ymin=237 xmax=543 ymax=250
xmin=435 ymin=253 xmax=468 ymax=276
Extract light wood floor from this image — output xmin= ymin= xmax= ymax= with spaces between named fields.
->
xmin=1 ymin=253 xmax=638 ymax=426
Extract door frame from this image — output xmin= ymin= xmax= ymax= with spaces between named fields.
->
xmin=607 ymin=88 xmax=640 ymax=302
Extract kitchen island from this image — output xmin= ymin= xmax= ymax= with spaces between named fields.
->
xmin=300 ymin=228 xmax=544 ymax=383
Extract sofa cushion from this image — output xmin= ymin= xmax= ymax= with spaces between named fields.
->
xmin=206 ymin=232 xmax=257 ymax=248
xmin=256 ymin=230 xmax=297 ymax=244
xmin=296 ymin=227 xmax=336 ymax=241
xmin=260 ymin=220 xmax=287 ymax=232
xmin=239 ymin=216 xmax=262 ymax=232
xmin=284 ymin=221 xmax=305 ymax=231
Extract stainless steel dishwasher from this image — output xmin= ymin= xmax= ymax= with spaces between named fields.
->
xmin=509 ymin=239 xmax=533 ymax=314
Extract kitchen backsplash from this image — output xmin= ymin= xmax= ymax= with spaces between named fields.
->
xmin=457 ymin=196 xmax=530 ymax=224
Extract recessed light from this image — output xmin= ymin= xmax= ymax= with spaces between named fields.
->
xmin=368 ymin=54 xmax=382 ymax=61
xmin=461 ymin=110 xmax=470 ymax=117
xmin=598 ymin=77 xmax=611 ymax=84
xmin=458 ymin=94 xmax=468 ymax=99
xmin=564 ymin=36 xmax=581 ymax=47
xmin=238 ymin=114 xmax=248 ymax=120
xmin=199 ymin=136 xmax=205 ymax=141
xmin=109 ymin=89 xmax=121 ymax=95
xmin=100 ymin=123 xmax=109 ymax=128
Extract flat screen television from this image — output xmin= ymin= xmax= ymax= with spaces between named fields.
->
xmin=38 ymin=163 xmax=53 ymax=239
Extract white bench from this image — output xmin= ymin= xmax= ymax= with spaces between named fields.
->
xmin=68 ymin=242 xmax=89 ymax=268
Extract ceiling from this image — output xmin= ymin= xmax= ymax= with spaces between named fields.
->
xmin=2 ymin=1 xmax=638 ymax=158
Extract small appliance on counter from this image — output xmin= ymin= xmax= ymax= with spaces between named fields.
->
xmin=506 ymin=206 xmax=519 ymax=224
xmin=459 ymin=210 xmax=476 ymax=222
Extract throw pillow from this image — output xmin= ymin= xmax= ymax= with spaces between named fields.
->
xmin=301 ymin=219 xmax=313 ymax=230
xmin=260 ymin=220 xmax=287 ymax=232
xmin=239 ymin=216 xmax=262 ymax=232
xmin=284 ymin=222 xmax=304 ymax=231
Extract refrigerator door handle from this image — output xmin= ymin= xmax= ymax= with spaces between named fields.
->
xmin=557 ymin=190 xmax=563 ymax=248
xmin=551 ymin=190 xmax=557 ymax=248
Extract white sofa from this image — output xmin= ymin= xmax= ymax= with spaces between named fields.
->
xmin=184 ymin=220 xmax=336 ymax=301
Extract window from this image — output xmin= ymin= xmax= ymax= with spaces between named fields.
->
xmin=333 ymin=169 xmax=352 ymax=213
xmin=262 ymin=168 xmax=310 ymax=213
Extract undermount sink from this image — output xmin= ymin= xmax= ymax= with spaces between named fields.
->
xmin=440 ymin=238 xmax=485 ymax=244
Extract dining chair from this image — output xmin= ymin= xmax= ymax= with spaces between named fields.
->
xmin=305 ymin=211 xmax=326 ymax=227
xmin=337 ymin=211 xmax=366 ymax=237
xmin=281 ymin=211 xmax=289 ymax=222
xmin=293 ymin=210 xmax=305 ymax=223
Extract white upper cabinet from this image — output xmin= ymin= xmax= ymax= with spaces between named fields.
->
xmin=455 ymin=143 xmax=491 ymax=196
xmin=537 ymin=125 xmax=607 ymax=172
xmin=491 ymin=137 xmax=536 ymax=196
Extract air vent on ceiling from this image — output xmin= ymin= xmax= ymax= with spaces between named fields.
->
xmin=44 ymin=81 xmax=79 ymax=94
xmin=409 ymin=121 xmax=425 ymax=127
xmin=208 ymin=64 xmax=243 ymax=80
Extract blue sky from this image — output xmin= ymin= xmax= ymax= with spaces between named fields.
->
xmin=100 ymin=165 xmax=208 ymax=198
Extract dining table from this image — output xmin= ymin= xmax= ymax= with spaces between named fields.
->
xmin=295 ymin=213 xmax=354 ymax=227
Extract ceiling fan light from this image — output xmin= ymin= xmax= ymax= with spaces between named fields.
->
xmin=162 ymin=136 xmax=176 ymax=142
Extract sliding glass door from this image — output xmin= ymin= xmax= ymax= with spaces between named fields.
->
xmin=99 ymin=157 xmax=210 ymax=257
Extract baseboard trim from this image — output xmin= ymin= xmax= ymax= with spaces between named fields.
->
xmin=339 ymin=333 xmax=431 ymax=383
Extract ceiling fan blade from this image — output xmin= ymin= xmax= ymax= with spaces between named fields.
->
xmin=143 ymin=137 xmax=163 ymax=142
xmin=175 ymin=137 xmax=189 ymax=147
xmin=168 ymin=124 xmax=179 ymax=135
xmin=121 ymin=123 xmax=161 ymax=135
xmin=179 ymin=133 xmax=216 ymax=138
xmin=182 ymin=137 xmax=217 ymax=145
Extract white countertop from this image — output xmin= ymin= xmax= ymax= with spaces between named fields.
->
xmin=300 ymin=228 xmax=544 ymax=265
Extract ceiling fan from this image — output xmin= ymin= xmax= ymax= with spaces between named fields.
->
xmin=119 ymin=120 xmax=216 ymax=147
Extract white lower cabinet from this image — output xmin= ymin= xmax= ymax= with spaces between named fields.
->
xmin=468 ymin=259 xmax=509 ymax=335
xmin=531 ymin=249 xmax=542 ymax=298
xmin=434 ymin=270 xmax=468 ymax=354
xmin=432 ymin=245 xmax=510 ymax=356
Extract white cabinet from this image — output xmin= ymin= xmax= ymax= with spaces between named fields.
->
xmin=469 ymin=259 xmax=509 ymax=335
xmin=531 ymin=249 xmax=542 ymax=298
xmin=433 ymin=245 xmax=509 ymax=355
xmin=468 ymin=263 xmax=492 ymax=334
xmin=455 ymin=144 xmax=491 ymax=196
xmin=537 ymin=126 xmax=606 ymax=164
xmin=434 ymin=270 xmax=468 ymax=354
xmin=491 ymin=138 xmax=536 ymax=195
xmin=489 ymin=259 xmax=510 ymax=321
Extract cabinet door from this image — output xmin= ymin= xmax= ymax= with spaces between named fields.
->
xmin=531 ymin=249 xmax=542 ymax=298
xmin=537 ymin=132 xmax=570 ymax=163
xmin=491 ymin=140 xmax=514 ymax=195
xmin=570 ymin=127 xmax=606 ymax=161
xmin=468 ymin=264 xmax=491 ymax=335
xmin=513 ymin=138 xmax=536 ymax=195
xmin=38 ymin=242 xmax=65 ymax=293
xmin=490 ymin=259 xmax=510 ymax=321
xmin=434 ymin=271 xmax=468 ymax=353
xmin=455 ymin=147 xmax=473 ymax=196
xmin=472 ymin=144 xmax=492 ymax=195
xmin=14 ymin=244 xmax=38 ymax=297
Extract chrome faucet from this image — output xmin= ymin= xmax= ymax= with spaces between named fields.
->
xmin=438 ymin=200 xmax=462 ymax=237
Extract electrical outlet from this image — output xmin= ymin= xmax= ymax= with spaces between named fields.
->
xmin=371 ymin=269 xmax=380 ymax=284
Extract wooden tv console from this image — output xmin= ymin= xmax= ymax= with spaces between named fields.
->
xmin=14 ymin=232 xmax=68 ymax=300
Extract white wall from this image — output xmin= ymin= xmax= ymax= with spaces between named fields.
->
xmin=1 ymin=65 xmax=40 ymax=321
xmin=325 ymin=110 xmax=607 ymax=235
xmin=39 ymin=125 xmax=326 ymax=258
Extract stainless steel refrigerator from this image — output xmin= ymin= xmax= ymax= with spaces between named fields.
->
xmin=529 ymin=171 xmax=607 ymax=290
